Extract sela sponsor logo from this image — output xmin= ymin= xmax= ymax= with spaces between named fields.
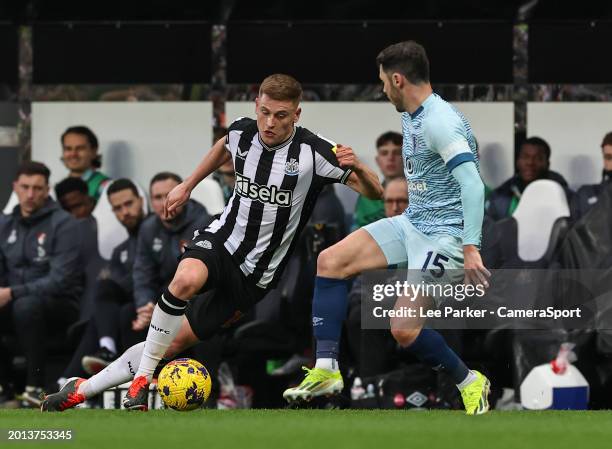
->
xmin=150 ymin=323 xmax=170 ymax=334
xmin=120 ymin=250 xmax=128 ymax=264
xmin=193 ymin=229 xmax=200 ymax=239
xmin=37 ymin=232 xmax=47 ymax=246
xmin=195 ymin=240 xmax=212 ymax=250
xmin=7 ymin=229 xmax=17 ymax=244
xmin=235 ymin=173 xmax=292 ymax=207
xmin=284 ymin=158 xmax=299 ymax=176
xmin=408 ymin=180 xmax=427 ymax=192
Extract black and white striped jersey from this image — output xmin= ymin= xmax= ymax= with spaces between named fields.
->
xmin=205 ymin=117 xmax=352 ymax=289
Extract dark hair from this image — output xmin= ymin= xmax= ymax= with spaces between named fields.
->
xmin=61 ymin=125 xmax=102 ymax=169
xmin=149 ymin=172 xmax=182 ymax=188
xmin=15 ymin=161 xmax=51 ymax=183
xmin=54 ymin=177 xmax=88 ymax=199
xmin=376 ymin=131 xmax=402 ymax=149
xmin=376 ymin=41 xmax=430 ymax=84
xmin=601 ymin=132 xmax=612 ymax=148
xmin=107 ymin=178 xmax=139 ymax=199
xmin=259 ymin=74 xmax=303 ymax=103
xmin=522 ymin=136 xmax=551 ymax=160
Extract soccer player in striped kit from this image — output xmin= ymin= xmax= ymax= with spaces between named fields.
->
xmin=41 ymin=74 xmax=383 ymax=412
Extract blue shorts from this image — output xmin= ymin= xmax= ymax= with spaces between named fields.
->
xmin=363 ymin=215 xmax=464 ymax=303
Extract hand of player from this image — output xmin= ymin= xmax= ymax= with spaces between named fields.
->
xmin=335 ymin=144 xmax=362 ymax=171
xmin=463 ymin=245 xmax=491 ymax=289
xmin=164 ymin=182 xmax=191 ymax=220
xmin=132 ymin=302 xmax=155 ymax=331
xmin=0 ymin=288 xmax=12 ymax=309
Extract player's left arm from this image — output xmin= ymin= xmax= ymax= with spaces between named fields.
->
xmin=337 ymin=145 xmax=384 ymax=199
xmin=451 ymin=162 xmax=490 ymax=287
xmin=425 ymin=112 xmax=490 ymax=287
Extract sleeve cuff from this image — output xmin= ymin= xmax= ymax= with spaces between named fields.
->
xmin=11 ymin=284 xmax=27 ymax=299
xmin=340 ymin=168 xmax=353 ymax=184
xmin=447 ymin=153 xmax=475 ymax=172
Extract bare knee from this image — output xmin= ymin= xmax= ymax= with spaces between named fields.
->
xmin=169 ymin=261 xmax=207 ymax=299
xmin=391 ymin=328 xmax=421 ymax=347
xmin=317 ymin=247 xmax=350 ymax=279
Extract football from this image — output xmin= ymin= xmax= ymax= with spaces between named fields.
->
xmin=157 ymin=358 xmax=212 ymax=411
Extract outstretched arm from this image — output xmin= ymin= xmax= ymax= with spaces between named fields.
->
xmin=337 ymin=145 xmax=384 ymax=200
xmin=164 ymin=137 xmax=230 ymax=219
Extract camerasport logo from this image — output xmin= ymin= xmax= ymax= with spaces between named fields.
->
xmin=235 ymin=173 xmax=292 ymax=207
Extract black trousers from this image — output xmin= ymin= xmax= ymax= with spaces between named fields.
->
xmin=0 ymin=294 xmax=78 ymax=387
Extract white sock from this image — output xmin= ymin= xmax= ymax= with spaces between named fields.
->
xmin=314 ymin=358 xmax=339 ymax=372
xmin=78 ymin=342 xmax=145 ymax=398
xmin=456 ymin=370 xmax=478 ymax=390
xmin=135 ymin=303 xmax=184 ymax=381
xmin=99 ymin=336 xmax=117 ymax=355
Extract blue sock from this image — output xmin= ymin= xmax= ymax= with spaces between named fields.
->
xmin=406 ymin=328 xmax=469 ymax=384
xmin=312 ymin=276 xmax=349 ymax=360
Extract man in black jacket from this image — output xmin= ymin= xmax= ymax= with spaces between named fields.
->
xmin=487 ymin=137 xmax=572 ymax=221
xmin=0 ymin=162 xmax=82 ymax=405
xmin=571 ymin=131 xmax=612 ymax=221
xmin=72 ymin=178 xmax=146 ymax=376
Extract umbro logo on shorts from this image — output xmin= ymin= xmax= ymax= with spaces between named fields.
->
xmin=312 ymin=316 xmax=324 ymax=326
xmin=195 ymin=240 xmax=212 ymax=250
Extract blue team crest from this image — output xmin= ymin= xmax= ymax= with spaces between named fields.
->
xmin=285 ymin=158 xmax=299 ymax=176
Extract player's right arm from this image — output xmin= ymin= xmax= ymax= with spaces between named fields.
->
xmin=164 ymin=137 xmax=230 ymax=219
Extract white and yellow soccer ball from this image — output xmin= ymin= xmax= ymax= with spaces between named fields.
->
xmin=157 ymin=358 xmax=212 ymax=411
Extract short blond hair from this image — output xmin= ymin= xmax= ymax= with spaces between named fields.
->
xmin=259 ymin=74 xmax=302 ymax=104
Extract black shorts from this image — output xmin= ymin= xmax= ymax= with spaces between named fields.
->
xmin=181 ymin=231 xmax=268 ymax=340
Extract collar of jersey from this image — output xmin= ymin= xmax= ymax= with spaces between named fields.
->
xmin=257 ymin=126 xmax=296 ymax=151
xmin=409 ymin=92 xmax=436 ymax=119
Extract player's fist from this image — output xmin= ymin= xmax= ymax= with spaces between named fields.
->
xmin=335 ymin=144 xmax=360 ymax=170
xmin=164 ymin=182 xmax=191 ymax=220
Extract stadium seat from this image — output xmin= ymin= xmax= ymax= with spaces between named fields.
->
xmin=513 ymin=179 xmax=570 ymax=262
xmin=93 ymin=179 xmax=148 ymax=260
xmin=1 ymin=191 xmax=17 ymax=215
xmin=190 ymin=178 xmax=225 ymax=216
xmin=493 ymin=180 xmax=571 ymax=268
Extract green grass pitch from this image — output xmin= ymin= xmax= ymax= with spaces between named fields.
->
xmin=1 ymin=409 xmax=611 ymax=449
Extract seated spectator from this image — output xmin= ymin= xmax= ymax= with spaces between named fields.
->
xmin=54 ymin=176 xmax=103 ymax=319
xmin=571 ymin=131 xmax=612 ymax=221
xmin=55 ymin=177 xmax=95 ymax=219
xmin=91 ymin=173 xmax=212 ymax=370
xmin=64 ymin=179 xmax=146 ymax=376
xmin=61 ymin=126 xmax=111 ymax=203
xmin=0 ymin=162 xmax=82 ymax=406
xmin=353 ymin=131 xmax=403 ymax=229
xmin=487 ymin=137 xmax=571 ymax=220
xmin=346 ymin=178 xmax=408 ymax=377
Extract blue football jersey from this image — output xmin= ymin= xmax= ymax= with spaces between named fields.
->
xmin=401 ymin=93 xmax=480 ymax=239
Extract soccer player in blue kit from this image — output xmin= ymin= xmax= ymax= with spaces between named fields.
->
xmin=284 ymin=41 xmax=492 ymax=414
